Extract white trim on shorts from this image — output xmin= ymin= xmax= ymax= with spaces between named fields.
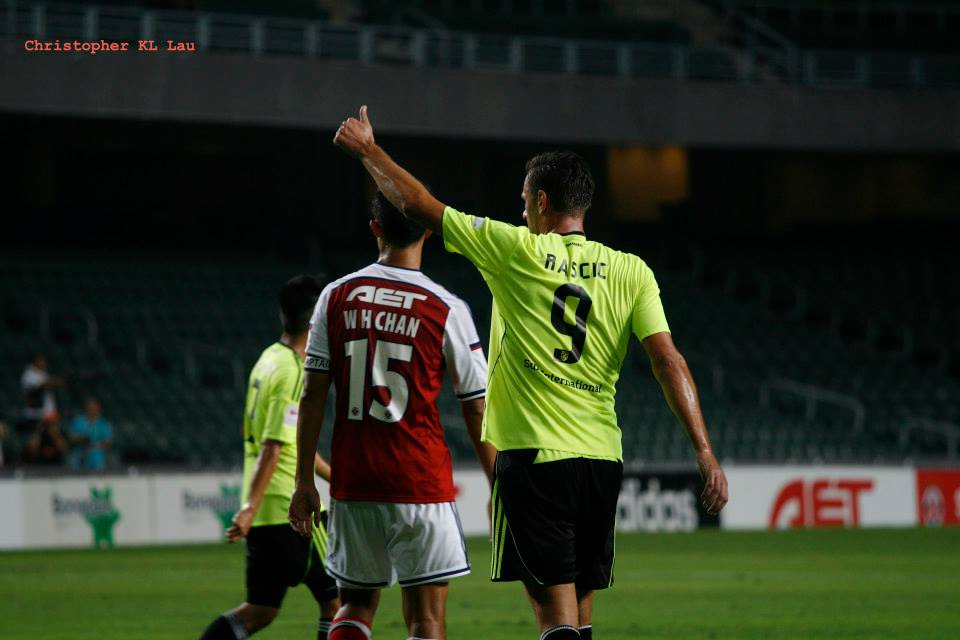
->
xmin=326 ymin=499 xmax=470 ymax=589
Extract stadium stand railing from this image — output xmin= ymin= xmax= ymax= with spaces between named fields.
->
xmin=711 ymin=0 xmax=960 ymax=53
xmin=3 ymin=1 xmax=960 ymax=90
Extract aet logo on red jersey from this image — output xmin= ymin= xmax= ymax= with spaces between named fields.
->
xmin=769 ymin=478 xmax=874 ymax=529
xmin=346 ymin=285 xmax=429 ymax=310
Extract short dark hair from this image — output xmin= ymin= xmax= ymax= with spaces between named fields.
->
xmin=370 ymin=192 xmax=426 ymax=248
xmin=525 ymin=151 xmax=595 ymax=214
xmin=279 ymin=275 xmax=326 ymax=335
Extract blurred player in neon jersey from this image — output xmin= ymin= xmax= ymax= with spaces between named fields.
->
xmin=330 ymin=106 xmax=728 ymax=640
xmin=198 ymin=275 xmax=339 ymax=640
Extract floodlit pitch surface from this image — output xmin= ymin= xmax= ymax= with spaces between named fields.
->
xmin=2 ymin=529 xmax=958 ymax=639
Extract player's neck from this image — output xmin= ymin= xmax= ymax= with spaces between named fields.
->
xmin=377 ymin=247 xmax=422 ymax=271
xmin=280 ymin=332 xmax=308 ymax=359
xmin=542 ymin=212 xmax=585 ymax=236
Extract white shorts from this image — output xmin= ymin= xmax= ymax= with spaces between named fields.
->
xmin=325 ymin=499 xmax=470 ymax=588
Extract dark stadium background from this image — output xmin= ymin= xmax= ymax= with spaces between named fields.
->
xmin=4 ymin=118 xmax=958 ymax=470
xmin=1 ymin=1 xmax=959 ymax=638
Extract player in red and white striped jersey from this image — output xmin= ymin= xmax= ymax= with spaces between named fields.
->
xmin=290 ymin=193 xmax=495 ymax=640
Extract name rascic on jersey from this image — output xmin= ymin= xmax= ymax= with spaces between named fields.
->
xmin=343 ymin=286 xmax=425 ymax=338
xmin=544 ymin=254 xmax=608 ymax=280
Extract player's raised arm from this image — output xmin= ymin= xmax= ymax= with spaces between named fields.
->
xmin=333 ymin=105 xmax=446 ymax=233
xmin=289 ymin=370 xmax=332 ymax=537
xmin=641 ymin=331 xmax=728 ymax=515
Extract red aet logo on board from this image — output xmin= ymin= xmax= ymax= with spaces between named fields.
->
xmin=769 ymin=478 xmax=875 ymax=528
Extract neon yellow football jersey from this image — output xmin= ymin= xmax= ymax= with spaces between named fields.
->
xmin=443 ymin=207 xmax=670 ymax=461
xmin=242 ymin=342 xmax=312 ymax=526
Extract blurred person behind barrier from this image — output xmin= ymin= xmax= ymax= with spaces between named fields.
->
xmin=19 ymin=353 xmax=64 ymax=434
xmin=68 ymin=396 xmax=113 ymax=472
xmin=22 ymin=413 xmax=68 ymax=465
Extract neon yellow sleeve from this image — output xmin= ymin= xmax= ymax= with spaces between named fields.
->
xmin=442 ymin=206 xmax=526 ymax=277
xmin=632 ymin=261 xmax=670 ymax=341
xmin=259 ymin=370 xmax=298 ymax=445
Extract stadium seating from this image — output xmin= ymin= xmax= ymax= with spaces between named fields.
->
xmin=91 ymin=0 xmax=692 ymax=44
xmin=2 ymin=241 xmax=957 ymax=470
xmin=682 ymin=241 xmax=960 ymax=462
xmin=358 ymin=1 xmax=692 ymax=44
xmin=718 ymin=1 xmax=960 ymax=53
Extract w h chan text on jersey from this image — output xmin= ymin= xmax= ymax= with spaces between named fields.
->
xmin=343 ymin=285 xmax=425 ymax=339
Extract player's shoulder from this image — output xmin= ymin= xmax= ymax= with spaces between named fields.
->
xmin=412 ymin=271 xmax=473 ymax=314
xmin=252 ymin=343 xmax=299 ymax=383
xmin=253 ymin=342 xmax=282 ymax=368
xmin=590 ymin=239 xmax=654 ymax=275
xmin=313 ymin=264 xmax=387 ymax=313
xmin=370 ymin=263 xmax=462 ymax=305
xmin=321 ymin=263 xmax=468 ymax=319
xmin=396 ymin=268 xmax=477 ymax=324
xmin=319 ymin=265 xmax=379 ymax=298
xmin=321 ymin=263 xmax=432 ymax=295
xmin=447 ymin=206 xmax=529 ymax=239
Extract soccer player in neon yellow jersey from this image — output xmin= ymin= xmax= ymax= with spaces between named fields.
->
xmin=333 ymin=106 xmax=728 ymax=640
xmin=197 ymin=276 xmax=340 ymax=640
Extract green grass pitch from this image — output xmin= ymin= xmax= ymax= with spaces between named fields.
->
xmin=2 ymin=528 xmax=959 ymax=639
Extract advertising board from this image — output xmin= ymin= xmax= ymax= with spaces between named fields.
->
xmin=152 ymin=473 xmax=243 ymax=543
xmin=16 ymin=476 xmax=153 ymax=548
xmin=617 ymin=471 xmax=720 ymax=532
xmin=0 ymin=465 xmax=942 ymax=549
xmin=722 ymin=467 xmax=916 ymax=530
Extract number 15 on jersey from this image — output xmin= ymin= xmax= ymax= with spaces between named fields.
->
xmin=344 ymin=338 xmax=413 ymax=423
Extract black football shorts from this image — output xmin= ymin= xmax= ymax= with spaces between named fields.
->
xmin=245 ymin=512 xmax=338 ymax=608
xmin=490 ymin=449 xmax=623 ymax=590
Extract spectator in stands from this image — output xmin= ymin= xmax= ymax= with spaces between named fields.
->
xmin=68 ymin=397 xmax=113 ymax=473
xmin=22 ymin=414 xmax=68 ymax=465
xmin=19 ymin=353 xmax=63 ymax=434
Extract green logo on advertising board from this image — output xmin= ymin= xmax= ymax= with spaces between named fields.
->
xmin=52 ymin=486 xmax=121 ymax=548
xmin=86 ymin=487 xmax=121 ymax=548
xmin=182 ymin=483 xmax=241 ymax=533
